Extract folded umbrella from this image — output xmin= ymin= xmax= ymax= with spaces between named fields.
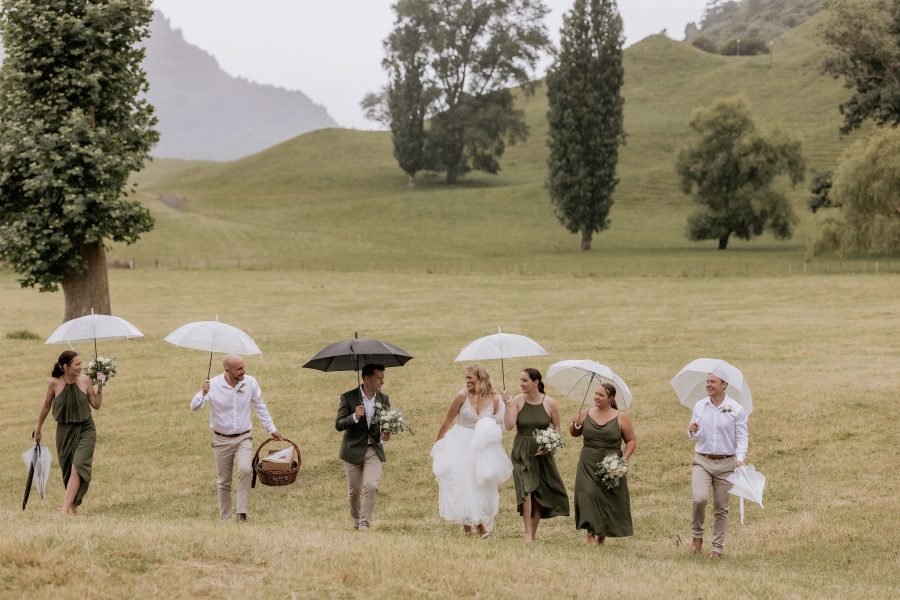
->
xmin=21 ymin=443 xmax=52 ymax=510
xmin=726 ymin=463 xmax=766 ymax=524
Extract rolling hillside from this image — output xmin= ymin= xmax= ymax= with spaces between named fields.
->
xmin=121 ymin=13 xmax=878 ymax=277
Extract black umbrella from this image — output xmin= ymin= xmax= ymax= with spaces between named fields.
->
xmin=302 ymin=333 xmax=413 ymax=385
xmin=22 ymin=442 xmax=39 ymax=511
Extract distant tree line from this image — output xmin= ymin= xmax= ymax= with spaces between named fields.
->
xmin=684 ymin=0 xmax=822 ymax=45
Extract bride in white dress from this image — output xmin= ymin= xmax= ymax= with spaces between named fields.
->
xmin=431 ymin=364 xmax=513 ymax=538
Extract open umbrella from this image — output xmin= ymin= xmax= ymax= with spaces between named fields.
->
xmin=21 ymin=443 xmax=52 ymax=510
xmin=302 ymin=333 xmax=413 ymax=386
xmin=669 ymin=358 xmax=753 ymax=414
xmin=164 ymin=316 xmax=262 ymax=378
xmin=726 ymin=464 xmax=766 ymax=524
xmin=45 ymin=308 xmax=143 ymax=358
xmin=454 ymin=327 xmax=547 ymax=389
xmin=546 ymin=360 xmax=634 ymax=412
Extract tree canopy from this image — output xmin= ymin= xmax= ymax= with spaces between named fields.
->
xmin=822 ymin=0 xmax=900 ymax=133
xmin=366 ymin=0 xmax=551 ymax=184
xmin=676 ymin=98 xmax=806 ymax=249
xmin=813 ymin=127 xmax=900 ymax=255
xmin=0 ymin=0 xmax=158 ymax=320
xmin=546 ymin=0 xmax=625 ymax=251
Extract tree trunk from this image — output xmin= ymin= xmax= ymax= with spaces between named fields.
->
xmin=718 ymin=233 xmax=730 ymax=250
xmin=406 ymin=172 xmax=416 ymax=188
xmin=579 ymin=229 xmax=593 ymax=251
xmin=61 ymin=241 xmax=111 ymax=321
xmin=445 ymin=168 xmax=458 ymax=185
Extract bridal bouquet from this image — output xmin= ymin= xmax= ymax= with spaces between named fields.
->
xmin=375 ymin=403 xmax=414 ymax=435
xmin=533 ymin=425 xmax=564 ymax=456
xmin=85 ymin=356 xmax=117 ymax=386
xmin=596 ymin=454 xmax=628 ymax=490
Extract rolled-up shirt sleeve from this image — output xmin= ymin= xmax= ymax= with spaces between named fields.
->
xmin=190 ymin=390 xmax=208 ymax=411
xmin=735 ymin=407 xmax=749 ymax=462
xmin=250 ymin=379 xmax=277 ymax=434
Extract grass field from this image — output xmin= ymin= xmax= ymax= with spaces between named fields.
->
xmin=1 ymin=269 xmax=898 ymax=598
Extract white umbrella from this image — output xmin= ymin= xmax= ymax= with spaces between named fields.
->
xmin=726 ymin=464 xmax=766 ymax=524
xmin=164 ymin=316 xmax=262 ymax=377
xmin=669 ymin=358 xmax=752 ymax=414
xmin=454 ymin=327 xmax=548 ymax=388
xmin=45 ymin=308 xmax=143 ymax=357
xmin=546 ymin=359 xmax=634 ymax=411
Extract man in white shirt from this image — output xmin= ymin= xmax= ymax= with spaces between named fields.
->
xmin=191 ymin=354 xmax=284 ymax=521
xmin=334 ymin=363 xmax=391 ymax=531
xmin=687 ymin=374 xmax=749 ymax=558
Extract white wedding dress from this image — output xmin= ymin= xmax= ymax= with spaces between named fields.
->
xmin=430 ymin=399 xmax=513 ymax=531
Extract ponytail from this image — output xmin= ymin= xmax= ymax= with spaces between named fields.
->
xmin=52 ymin=351 xmax=78 ymax=378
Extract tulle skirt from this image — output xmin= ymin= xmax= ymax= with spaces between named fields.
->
xmin=431 ymin=417 xmax=513 ymax=530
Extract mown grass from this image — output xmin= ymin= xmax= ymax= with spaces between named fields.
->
xmin=1 ymin=269 xmax=898 ymax=598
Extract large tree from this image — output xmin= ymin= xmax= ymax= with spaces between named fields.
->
xmin=813 ymin=127 xmax=900 ymax=255
xmin=546 ymin=0 xmax=625 ymax=251
xmin=676 ymin=98 xmax=806 ymax=249
xmin=822 ymin=0 xmax=900 ymax=133
xmin=367 ymin=0 xmax=551 ymax=184
xmin=0 ymin=0 xmax=158 ymax=321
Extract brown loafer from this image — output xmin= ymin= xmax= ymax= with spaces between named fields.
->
xmin=691 ymin=537 xmax=703 ymax=553
xmin=709 ymin=551 xmax=722 ymax=559
xmin=237 ymin=513 xmax=248 ymax=523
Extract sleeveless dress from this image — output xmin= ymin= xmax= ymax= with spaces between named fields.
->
xmin=511 ymin=399 xmax=570 ymax=518
xmin=574 ymin=413 xmax=633 ymax=537
xmin=52 ymin=382 xmax=96 ymax=507
xmin=431 ymin=398 xmax=513 ymax=530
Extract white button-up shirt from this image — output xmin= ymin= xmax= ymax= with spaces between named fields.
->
xmin=352 ymin=385 xmax=377 ymax=427
xmin=190 ymin=373 xmax=277 ymax=435
xmin=688 ymin=396 xmax=749 ymax=462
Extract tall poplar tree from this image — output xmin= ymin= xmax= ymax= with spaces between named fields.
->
xmin=0 ymin=0 xmax=158 ymax=321
xmin=546 ymin=0 xmax=625 ymax=251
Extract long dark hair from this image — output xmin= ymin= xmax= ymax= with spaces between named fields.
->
xmin=523 ymin=368 xmax=544 ymax=394
xmin=51 ymin=351 xmax=79 ymax=378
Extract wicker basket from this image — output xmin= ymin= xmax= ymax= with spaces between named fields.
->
xmin=251 ymin=437 xmax=301 ymax=487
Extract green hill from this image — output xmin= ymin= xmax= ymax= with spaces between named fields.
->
xmin=121 ymin=13 xmax=880 ymax=278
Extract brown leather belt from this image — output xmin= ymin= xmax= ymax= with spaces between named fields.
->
xmin=213 ymin=429 xmax=251 ymax=438
xmin=698 ymin=452 xmax=734 ymax=460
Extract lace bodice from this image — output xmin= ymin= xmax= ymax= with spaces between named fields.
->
xmin=458 ymin=396 xmax=496 ymax=429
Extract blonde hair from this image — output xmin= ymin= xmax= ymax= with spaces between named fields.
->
xmin=465 ymin=364 xmax=497 ymax=411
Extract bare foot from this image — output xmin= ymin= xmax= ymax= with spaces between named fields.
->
xmin=586 ymin=533 xmax=598 ymax=545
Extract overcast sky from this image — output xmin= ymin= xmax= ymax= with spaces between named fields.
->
xmin=152 ymin=0 xmax=709 ymax=129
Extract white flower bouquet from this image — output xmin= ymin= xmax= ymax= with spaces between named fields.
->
xmin=596 ymin=454 xmax=628 ymax=490
xmin=85 ymin=356 xmax=117 ymax=386
xmin=533 ymin=425 xmax=564 ymax=456
xmin=375 ymin=403 xmax=414 ymax=435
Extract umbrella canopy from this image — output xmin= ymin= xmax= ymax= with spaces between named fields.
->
xmin=726 ymin=464 xmax=766 ymax=524
xmin=454 ymin=328 xmax=548 ymax=389
xmin=454 ymin=330 xmax=548 ymax=362
xmin=546 ymin=360 xmax=634 ymax=411
xmin=302 ymin=337 xmax=413 ymax=372
xmin=45 ymin=311 xmax=143 ymax=356
xmin=22 ymin=443 xmax=52 ymax=510
xmin=164 ymin=319 xmax=262 ymax=356
xmin=669 ymin=357 xmax=753 ymax=414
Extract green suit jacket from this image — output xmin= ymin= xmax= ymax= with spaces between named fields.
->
xmin=335 ymin=387 xmax=389 ymax=464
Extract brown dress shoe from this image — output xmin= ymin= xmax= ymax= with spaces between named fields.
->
xmin=691 ymin=538 xmax=703 ymax=553
xmin=709 ymin=551 xmax=722 ymax=559
xmin=237 ymin=513 xmax=248 ymax=522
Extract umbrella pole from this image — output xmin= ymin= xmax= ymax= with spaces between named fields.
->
xmin=207 ymin=351 xmax=214 ymax=380
xmin=498 ymin=325 xmax=506 ymax=389
xmin=207 ymin=314 xmax=219 ymax=380
xmin=577 ymin=374 xmax=597 ymax=415
xmin=92 ymin=307 xmax=98 ymax=360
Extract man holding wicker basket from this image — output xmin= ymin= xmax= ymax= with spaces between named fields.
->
xmin=191 ymin=354 xmax=284 ymax=522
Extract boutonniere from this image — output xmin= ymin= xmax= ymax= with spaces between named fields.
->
xmin=235 ymin=382 xmax=246 ymax=394
xmin=720 ymin=405 xmax=733 ymax=414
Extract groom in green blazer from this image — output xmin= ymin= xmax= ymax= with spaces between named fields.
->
xmin=335 ymin=363 xmax=391 ymax=530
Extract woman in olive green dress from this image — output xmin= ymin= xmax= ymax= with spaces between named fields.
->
xmin=570 ymin=383 xmax=636 ymax=544
xmin=504 ymin=368 xmax=570 ymax=541
xmin=34 ymin=351 xmax=105 ymax=515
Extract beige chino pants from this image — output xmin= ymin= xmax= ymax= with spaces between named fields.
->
xmin=691 ymin=454 xmax=736 ymax=552
xmin=211 ymin=431 xmax=253 ymax=520
xmin=343 ymin=446 xmax=383 ymax=529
